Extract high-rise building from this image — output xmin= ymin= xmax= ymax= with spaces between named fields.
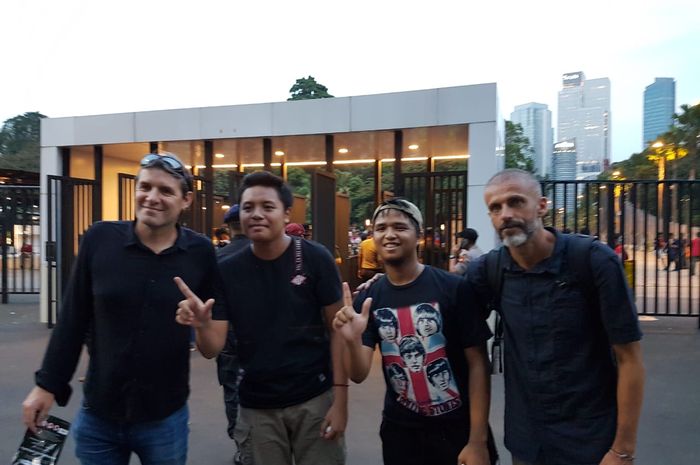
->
xmin=510 ymin=102 xmax=553 ymax=177
xmin=552 ymin=139 xmax=577 ymax=214
xmin=557 ymin=72 xmax=611 ymax=179
xmin=643 ymin=78 xmax=676 ymax=146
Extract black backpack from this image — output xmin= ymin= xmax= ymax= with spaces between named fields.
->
xmin=484 ymin=234 xmax=597 ymax=373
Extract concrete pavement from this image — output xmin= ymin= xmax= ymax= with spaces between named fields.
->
xmin=1 ymin=295 xmax=699 ymax=464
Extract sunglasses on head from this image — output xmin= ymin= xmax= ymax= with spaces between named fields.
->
xmin=140 ymin=154 xmax=193 ymax=191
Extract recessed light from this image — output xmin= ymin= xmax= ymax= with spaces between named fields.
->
xmin=215 ymin=153 xmax=225 ymax=158
xmin=274 ymin=150 xmax=285 ymax=156
xmin=338 ymin=148 xmax=349 ymax=154
xmin=408 ymin=144 xmax=419 ymax=150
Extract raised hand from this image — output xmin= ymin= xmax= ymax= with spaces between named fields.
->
xmin=333 ymin=282 xmax=372 ymax=343
xmin=174 ymin=277 xmax=214 ymax=328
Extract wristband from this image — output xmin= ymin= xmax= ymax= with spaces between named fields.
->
xmin=449 ymin=255 xmax=457 ymax=259
xmin=333 ymin=383 xmax=349 ymax=387
xmin=609 ymin=448 xmax=635 ymax=461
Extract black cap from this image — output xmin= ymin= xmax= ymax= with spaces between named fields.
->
xmin=456 ymin=228 xmax=478 ymax=242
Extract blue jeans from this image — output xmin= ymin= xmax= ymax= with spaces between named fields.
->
xmin=73 ymin=404 xmax=189 ymax=465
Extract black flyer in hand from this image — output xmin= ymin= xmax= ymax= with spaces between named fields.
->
xmin=11 ymin=415 xmax=71 ymax=465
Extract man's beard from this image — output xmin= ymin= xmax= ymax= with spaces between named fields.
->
xmin=500 ymin=219 xmax=538 ymax=248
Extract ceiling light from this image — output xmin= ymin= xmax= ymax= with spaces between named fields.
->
xmin=408 ymin=144 xmax=419 ymax=150
xmin=338 ymin=148 xmax=349 ymax=154
xmin=274 ymin=150 xmax=285 ymax=156
xmin=215 ymin=153 xmax=225 ymax=158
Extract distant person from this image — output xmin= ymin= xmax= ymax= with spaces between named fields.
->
xmin=358 ymin=230 xmax=382 ymax=282
xmin=215 ymin=204 xmax=250 ymax=461
xmin=214 ymin=227 xmax=231 ymax=248
xmin=654 ymin=232 xmax=666 ymax=270
xmin=22 ymin=153 xmax=218 ymax=465
xmin=449 ymin=228 xmax=483 ymax=275
xmin=691 ymin=232 xmax=700 ymax=276
xmin=217 ymin=205 xmax=250 ymax=261
xmin=667 ymin=233 xmax=679 ymax=271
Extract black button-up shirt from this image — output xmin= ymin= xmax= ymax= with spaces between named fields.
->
xmin=469 ymin=229 xmax=642 ymax=464
xmin=35 ymin=221 xmax=222 ymax=424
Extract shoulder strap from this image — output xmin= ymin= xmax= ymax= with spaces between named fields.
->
xmin=483 ymin=246 xmax=505 ymax=374
xmin=564 ymin=234 xmax=596 ymax=303
xmin=484 ymin=246 xmax=505 ymax=311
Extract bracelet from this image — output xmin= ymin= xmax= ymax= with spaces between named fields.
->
xmin=449 ymin=255 xmax=457 ymax=259
xmin=610 ymin=447 xmax=635 ymax=461
xmin=333 ymin=383 xmax=349 ymax=387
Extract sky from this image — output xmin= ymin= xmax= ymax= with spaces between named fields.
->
xmin=1 ymin=0 xmax=699 ymax=162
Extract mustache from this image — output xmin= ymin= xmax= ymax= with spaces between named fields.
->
xmin=500 ymin=221 xmax=526 ymax=232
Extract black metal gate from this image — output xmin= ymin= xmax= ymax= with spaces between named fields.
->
xmin=0 ymin=186 xmax=40 ymax=301
xmin=403 ymin=171 xmax=468 ymax=269
xmin=542 ymin=179 xmax=700 ymax=318
xmin=46 ymin=176 xmax=99 ymax=327
xmin=118 ymin=173 xmax=136 ymax=220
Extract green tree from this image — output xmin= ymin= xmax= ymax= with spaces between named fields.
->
xmin=505 ymin=121 xmax=534 ymax=172
xmin=673 ymin=103 xmax=700 ymax=179
xmin=288 ymin=76 xmax=334 ymax=101
xmin=0 ymin=112 xmax=46 ymax=172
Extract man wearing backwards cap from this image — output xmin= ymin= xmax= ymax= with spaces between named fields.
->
xmin=333 ymin=198 xmax=497 ymax=465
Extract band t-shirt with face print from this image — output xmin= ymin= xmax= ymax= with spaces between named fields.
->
xmin=357 ymin=266 xmax=491 ymax=426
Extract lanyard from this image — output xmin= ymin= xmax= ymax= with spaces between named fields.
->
xmin=290 ymin=237 xmax=307 ymax=285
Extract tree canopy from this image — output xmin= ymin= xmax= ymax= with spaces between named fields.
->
xmin=602 ymin=102 xmax=700 ymax=181
xmin=505 ymin=121 xmax=534 ymax=172
xmin=0 ymin=112 xmax=46 ymax=172
xmin=288 ymin=76 xmax=334 ymax=101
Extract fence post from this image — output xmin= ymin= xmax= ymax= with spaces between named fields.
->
xmin=1 ymin=222 xmax=7 ymax=304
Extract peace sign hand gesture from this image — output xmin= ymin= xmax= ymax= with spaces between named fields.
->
xmin=333 ymin=282 xmax=372 ymax=343
xmin=174 ymin=277 xmax=215 ymax=328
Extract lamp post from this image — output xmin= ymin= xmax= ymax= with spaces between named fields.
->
xmin=652 ymin=141 xmax=665 ymax=229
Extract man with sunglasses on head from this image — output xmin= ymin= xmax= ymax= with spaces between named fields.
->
xmin=22 ymin=153 xmax=221 ymax=465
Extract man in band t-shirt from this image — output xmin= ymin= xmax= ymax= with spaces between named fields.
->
xmin=333 ymin=199 xmax=496 ymax=465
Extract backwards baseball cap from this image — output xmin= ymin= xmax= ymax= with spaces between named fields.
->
xmin=223 ymin=204 xmax=240 ymax=223
xmin=372 ymin=198 xmax=423 ymax=230
xmin=456 ymin=228 xmax=478 ymax=242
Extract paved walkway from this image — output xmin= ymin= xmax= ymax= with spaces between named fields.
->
xmin=1 ymin=295 xmax=699 ymax=464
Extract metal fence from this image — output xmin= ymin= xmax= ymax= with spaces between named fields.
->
xmin=542 ymin=179 xmax=700 ymax=318
xmin=403 ymin=171 xmax=468 ymax=269
xmin=0 ymin=186 xmax=40 ymax=301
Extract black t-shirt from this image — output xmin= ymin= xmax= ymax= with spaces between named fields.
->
xmin=358 ymin=266 xmax=491 ymax=427
xmin=217 ymin=238 xmax=342 ymax=409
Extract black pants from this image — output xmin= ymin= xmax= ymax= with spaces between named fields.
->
xmin=379 ymin=419 xmax=498 ymax=465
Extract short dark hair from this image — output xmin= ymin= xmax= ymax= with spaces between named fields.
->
xmin=399 ymin=335 xmax=425 ymax=357
xmin=426 ymin=358 xmax=450 ymax=380
xmin=238 ymin=171 xmax=293 ymax=209
xmin=375 ymin=308 xmax=397 ymax=329
xmin=386 ymin=363 xmax=407 ymax=380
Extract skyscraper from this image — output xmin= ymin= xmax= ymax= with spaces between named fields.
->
xmin=552 ymin=139 xmax=577 ymax=215
xmin=511 ymin=102 xmax=553 ymax=177
xmin=643 ymin=78 xmax=676 ymax=146
xmin=557 ymin=72 xmax=611 ymax=179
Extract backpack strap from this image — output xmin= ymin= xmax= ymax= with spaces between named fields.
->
xmin=564 ymin=234 xmax=597 ymax=306
xmin=483 ymin=247 xmax=505 ymax=374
